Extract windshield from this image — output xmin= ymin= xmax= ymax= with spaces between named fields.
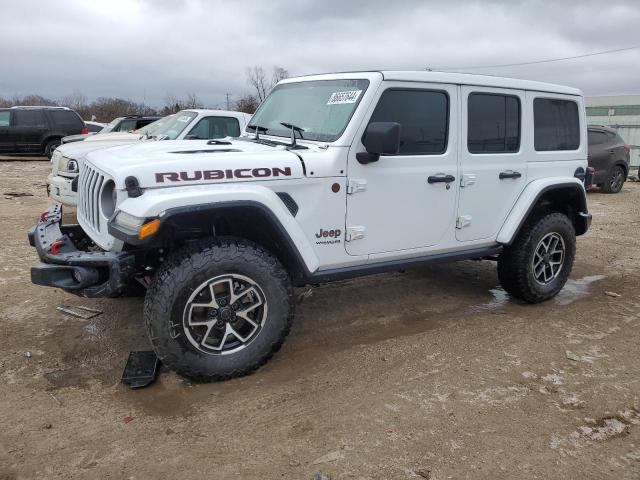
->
xmin=247 ymin=79 xmax=370 ymax=142
xmin=138 ymin=115 xmax=174 ymax=135
xmin=100 ymin=117 xmax=123 ymax=133
xmin=148 ymin=111 xmax=197 ymax=139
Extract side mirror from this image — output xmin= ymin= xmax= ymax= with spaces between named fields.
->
xmin=357 ymin=122 xmax=401 ymax=164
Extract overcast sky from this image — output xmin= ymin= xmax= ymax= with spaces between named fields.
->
xmin=1 ymin=0 xmax=639 ymax=108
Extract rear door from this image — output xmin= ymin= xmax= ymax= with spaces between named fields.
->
xmin=0 ymin=110 xmax=12 ymax=152
xmin=13 ymin=109 xmax=48 ymax=153
xmin=456 ymin=87 xmax=526 ymax=242
xmin=587 ymin=128 xmax=613 ymax=182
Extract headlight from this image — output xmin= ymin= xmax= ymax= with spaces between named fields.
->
xmin=51 ymin=150 xmax=62 ymax=164
xmin=112 ymin=210 xmax=144 ymax=231
xmin=59 ymin=157 xmax=79 ymax=173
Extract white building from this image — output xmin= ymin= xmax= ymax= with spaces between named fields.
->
xmin=586 ymin=95 xmax=640 ymax=170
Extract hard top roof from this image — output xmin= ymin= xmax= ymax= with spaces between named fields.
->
xmin=282 ymin=70 xmax=582 ymax=96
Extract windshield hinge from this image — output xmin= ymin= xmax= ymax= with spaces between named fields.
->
xmin=347 ymin=179 xmax=367 ymax=195
xmin=346 ymin=226 xmax=366 ymax=242
xmin=456 ymin=215 xmax=472 ymax=229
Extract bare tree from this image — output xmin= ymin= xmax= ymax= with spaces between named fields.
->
xmin=246 ymin=66 xmax=269 ymax=102
xmin=10 ymin=94 xmax=58 ymax=106
xmin=246 ymin=65 xmax=290 ymax=104
xmin=61 ymin=89 xmax=89 ymax=118
xmin=184 ymin=92 xmax=203 ymax=109
xmin=234 ymin=94 xmax=260 ymax=114
xmin=272 ymin=66 xmax=289 ymax=86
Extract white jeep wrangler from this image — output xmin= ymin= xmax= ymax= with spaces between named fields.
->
xmin=47 ymin=109 xmax=251 ymax=206
xmin=29 ymin=71 xmax=592 ymax=381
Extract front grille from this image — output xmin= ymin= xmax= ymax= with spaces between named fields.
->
xmin=77 ymin=163 xmax=105 ymax=233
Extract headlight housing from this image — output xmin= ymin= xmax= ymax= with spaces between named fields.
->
xmin=59 ymin=157 xmax=79 ymax=173
xmin=112 ymin=211 xmax=144 ymax=231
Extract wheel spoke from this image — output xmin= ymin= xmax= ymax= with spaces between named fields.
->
xmin=237 ymin=310 xmax=259 ymax=328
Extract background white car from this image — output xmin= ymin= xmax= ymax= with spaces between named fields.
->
xmin=47 ymin=109 xmax=252 ymax=206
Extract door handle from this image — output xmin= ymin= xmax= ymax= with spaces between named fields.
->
xmin=499 ymin=170 xmax=522 ymax=180
xmin=427 ymin=174 xmax=455 ymax=184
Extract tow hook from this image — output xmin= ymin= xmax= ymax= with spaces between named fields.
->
xmin=49 ymin=239 xmax=65 ymax=255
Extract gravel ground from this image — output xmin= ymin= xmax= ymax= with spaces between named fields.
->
xmin=1 ymin=161 xmax=639 ymax=479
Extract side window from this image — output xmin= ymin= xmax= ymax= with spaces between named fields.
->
xmin=534 ymin=98 xmax=580 ymax=151
xmin=116 ymin=119 xmax=137 ymax=132
xmin=467 ymin=93 xmax=520 ymax=153
xmin=367 ymin=89 xmax=448 ymax=155
xmin=187 ymin=116 xmax=241 ymax=139
xmin=14 ymin=110 xmax=46 ymax=127
xmin=0 ymin=111 xmax=10 ymax=127
xmin=587 ymin=130 xmax=608 ymax=146
xmin=49 ymin=110 xmax=83 ymax=128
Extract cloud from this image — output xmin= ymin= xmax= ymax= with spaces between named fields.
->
xmin=1 ymin=0 xmax=639 ymax=108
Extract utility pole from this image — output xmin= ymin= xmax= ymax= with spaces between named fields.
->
xmin=225 ymin=93 xmax=231 ymax=110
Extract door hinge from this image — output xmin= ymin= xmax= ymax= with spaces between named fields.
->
xmin=456 ymin=215 xmax=472 ymax=229
xmin=345 ymin=226 xmax=366 ymax=241
xmin=460 ymin=174 xmax=476 ymax=187
xmin=347 ymin=179 xmax=367 ymax=194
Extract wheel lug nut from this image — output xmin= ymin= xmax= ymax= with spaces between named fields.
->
xmin=232 ymin=303 xmax=239 ymax=311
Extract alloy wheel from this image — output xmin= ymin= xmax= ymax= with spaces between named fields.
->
xmin=183 ymin=274 xmax=268 ymax=355
xmin=532 ymin=232 xmax=565 ymax=285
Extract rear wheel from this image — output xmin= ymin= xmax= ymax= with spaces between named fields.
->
xmin=44 ymin=139 xmax=61 ymax=159
xmin=602 ymin=165 xmax=625 ymax=193
xmin=144 ymin=237 xmax=294 ymax=381
xmin=498 ymin=212 xmax=576 ymax=303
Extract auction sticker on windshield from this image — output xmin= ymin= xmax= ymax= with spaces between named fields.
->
xmin=177 ymin=116 xmax=191 ymax=122
xmin=327 ymin=90 xmax=362 ymax=105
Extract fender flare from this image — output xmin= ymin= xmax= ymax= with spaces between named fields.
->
xmin=497 ymin=178 xmax=588 ymax=245
xmin=111 ymin=185 xmax=320 ymax=275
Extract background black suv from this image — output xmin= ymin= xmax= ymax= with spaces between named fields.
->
xmin=0 ymin=106 xmax=86 ymax=158
xmin=61 ymin=115 xmax=161 ymax=144
xmin=588 ymin=125 xmax=631 ymax=193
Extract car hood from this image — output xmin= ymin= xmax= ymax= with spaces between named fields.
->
xmin=62 ymin=134 xmax=90 ymax=143
xmin=57 ymin=137 xmax=145 ymax=159
xmin=85 ymin=138 xmax=307 ymax=189
xmin=84 ymin=132 xmax=143 ymax=142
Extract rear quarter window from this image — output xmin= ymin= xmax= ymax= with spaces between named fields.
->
xmin=49 ymin=110 xmax=84 ymax=130
xmin=534 ymin=98 xmax=580 ymax=151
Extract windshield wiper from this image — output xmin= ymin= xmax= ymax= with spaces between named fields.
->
xmin=280 ymin=122 xmax=305 ymax=147
xmin=246 ymin=124 xmax=268 ymax=140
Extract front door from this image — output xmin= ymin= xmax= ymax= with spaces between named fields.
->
xmin=456 ymin=87 xmax=527 ymax=242
xmin=345 ymin=84 xmax=459 ymax=256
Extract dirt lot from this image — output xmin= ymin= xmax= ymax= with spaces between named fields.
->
xmin=1 ymin=161 xmax=639 ymax=479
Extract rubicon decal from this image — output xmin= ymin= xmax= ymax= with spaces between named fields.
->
xmin=155 ymin=167 xmax=292 ymax=183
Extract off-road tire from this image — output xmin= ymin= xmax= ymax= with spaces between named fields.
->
xmin=144 ymin=237 xmax=294 ymax=381
xmin=498 ymin=212 xmax=576 ymax=303
xmin=44 ymin=139 xmax=61 ymax=159
xmin=601 ymin=165 xmax=625 ymax=194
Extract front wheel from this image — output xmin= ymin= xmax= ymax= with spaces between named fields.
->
xmin=498 ymin=212 xmax=576 ymax=303
xmin=144 ymin=238 xmax=294 ymax=381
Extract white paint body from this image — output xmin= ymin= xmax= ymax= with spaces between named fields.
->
xmin=77 ymin=71 xmax=587 ymax=275
xmin=47 ymin=110 xmax=251 ymax=206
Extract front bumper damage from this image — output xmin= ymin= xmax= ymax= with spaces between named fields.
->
xmin=28 ymin=204 xmax=135 ymax=297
